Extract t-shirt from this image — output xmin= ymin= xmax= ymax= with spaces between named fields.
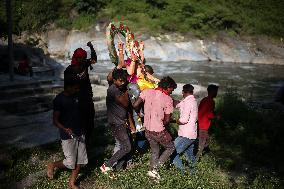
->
xmin=106 ymin=84 xmax=128 ymax=125
xmin=176 ymin=95 xmax=198 ymax=139
xmin=53 ymin=92 xmax=82 ymax=140
xmin=140 ymin=89 xmax=173 ymax=132
xmin=64 ymin=64 xmax=93 ymax=103
xmin=198 ymin=96 xmax=215 ymax=130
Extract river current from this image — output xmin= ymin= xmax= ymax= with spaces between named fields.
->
xmin=90 ymin=60 xmax=284 ymax=101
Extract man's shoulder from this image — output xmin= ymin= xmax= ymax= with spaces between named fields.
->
xmin=54 ymin=92 xmax=64 ymax=100
xmin=107 ymin=84 xmax=120 ymax=95
xmin=64 ymin=65 xmax=75 ymax=72
xmin=184 ymin=95 xmax=197 ymax=104
xmin=200 ymin=96 xmax=209 ymax=102
xmin=140 ymin=88 xmax=156 ymax=98
xmin=108 ymin=84 xmax=117 ymax=91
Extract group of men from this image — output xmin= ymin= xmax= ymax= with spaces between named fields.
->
xmin=46 ymin=42 xmax=219 ymax=188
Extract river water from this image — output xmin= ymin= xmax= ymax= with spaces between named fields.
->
xmin=90 ymin=60 xmax=284 ymax=100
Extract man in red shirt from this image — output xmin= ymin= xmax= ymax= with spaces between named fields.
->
xmin=196 ymin=84 xmax=219 ymax=161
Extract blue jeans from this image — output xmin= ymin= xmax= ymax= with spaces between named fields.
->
xmin=173 ymin=136 xmax=196 ymax=172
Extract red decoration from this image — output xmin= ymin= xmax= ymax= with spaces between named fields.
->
xmin=111 ymin=24 xmax=116 ymax=30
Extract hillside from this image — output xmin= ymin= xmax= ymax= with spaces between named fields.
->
xmin=1 ymin=0 xmax=284 ymax=38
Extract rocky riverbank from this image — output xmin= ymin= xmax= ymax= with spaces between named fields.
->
xmin=2 ymin=24 xmax=284 ymax=65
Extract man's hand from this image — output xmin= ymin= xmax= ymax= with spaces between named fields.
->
xmin=64 ymin=128 xmax=73 ymax=136
xmin=139 ymin=41 xmax=144 ymax=51
xmin=87 ymin=41 xmax=93 ymax=48
xmin=118 ymin=42 xmax=124 ymax=50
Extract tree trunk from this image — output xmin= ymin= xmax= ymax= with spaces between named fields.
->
xmin=6 ymin=0 xmax=14 ymax=81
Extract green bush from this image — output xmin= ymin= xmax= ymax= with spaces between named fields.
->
xmin=213 ymin=90 xmax=284 ymax=174
xmin=72 ymin=13 xmax=96 ymax=30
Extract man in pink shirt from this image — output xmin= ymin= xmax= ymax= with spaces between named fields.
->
xmin=172 ymin=84 xmax=198 ymax=173
xmin=133 ymin=76 xmax=177 ymax=180
xmin=196 ymin=84 xmax=219 ymax=161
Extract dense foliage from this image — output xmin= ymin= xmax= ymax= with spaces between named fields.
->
xmin=1 ymin=0 xmax=284 ymax=37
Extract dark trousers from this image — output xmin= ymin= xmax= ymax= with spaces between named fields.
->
xmin=196 ymin=129 xmax=209 ymax=161
xmin=80 ymin=101 xmax=95 ymax=147
xmin=106 ymin=124 xmax=132 ymax=167
xmin=145 ymin=129 xmax=175 ymax=170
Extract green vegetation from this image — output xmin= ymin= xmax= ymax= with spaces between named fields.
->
xmin=1 ymin=0 xmax=284 ymax=37
xmin=1 ymin=92 xmax=283 ymax=188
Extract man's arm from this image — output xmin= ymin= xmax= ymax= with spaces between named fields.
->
xmin=163 ymin=114 xmax=171 ymax=126
xmin=53 ymin=111 xmax=72 ymax=136
xmin=87 ymin=41 xmax=97 ymax=64
xmin=128 ymin=111 xmax=136 ymax=133
xmin=207 ymin=100 xmax=215 ymax=119
xmin=133 ymin=97 xmax=143 ymax=111
xmin=118 ymin=42 xmax=125 ymax=69
xmin=173 ymin=99 xmax=180 ymax=108
xmin=107 ymin=69 xmax=114 ymax=84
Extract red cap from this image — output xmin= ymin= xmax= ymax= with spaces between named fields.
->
xmin=71 ymin=48 xmax=87 ymax=65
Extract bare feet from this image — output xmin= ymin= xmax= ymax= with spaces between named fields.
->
xmin=47 ymin=162 xmax=54 ymax=179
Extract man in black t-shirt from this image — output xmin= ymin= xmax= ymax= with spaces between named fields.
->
xmin=64 ymin=42 xmax=97 ymax=148
xmin=100 ymin=69 xmax=132 ymax=177
xmin=47 ymin=79 xmax=88 ymax=189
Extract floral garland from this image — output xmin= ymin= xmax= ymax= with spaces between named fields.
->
xmin=106 ymin=22 xmax=142 ymax=66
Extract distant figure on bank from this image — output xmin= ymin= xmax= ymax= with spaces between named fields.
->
xmin=196 ymin=84 xmax=219 ymax=161
xmin=133 ymin=76 xmax=177 ymax=181
xmin=172 ymin=84 xmax=198 ymax=173
xmin=47 ymin=79 xmax=88 ymax=189
xmin=14 ymin=54 xmax=33 ymax=77
xmin=100 ymin=69 xmax=132 ymax=178
xmin=64 ymin=42 xmax=97 ymax=148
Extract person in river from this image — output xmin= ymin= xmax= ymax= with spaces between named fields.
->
xmin=64 ymin=42 xmax=97 ymax=150
xmin=133 ymin=76 xmax=177 ymax=181
xmin=47 ymin=79 xmax=87 ymax=189
xmin=196 ymin=84 xmax=219 ymax=161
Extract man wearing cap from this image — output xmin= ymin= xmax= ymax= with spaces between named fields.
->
xmin=64 ymin=42 xmax=97 ymax=149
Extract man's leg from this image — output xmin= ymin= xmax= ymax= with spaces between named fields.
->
xmin=157 ymin=130 xmax=175 ymax=168
xmin=47 ymin=138 xmax=77 ymax=179
xmin=105 ymin=125 xmax=131 ymax=168
xmin=184 ymin=139 xmax=197 ymax=175
xmin=196 ymin=130 xmax=208 ymax=161
xmin=85 ymin=102 xmax=95 ymax=148
xmin=145 ymin=131 xmax=160 ymax=170
xmin=47 ymin=160 xmax=65 ymax=179
xmin=184 ymin=139 xmax=196 ymax=165
xmin=173 ymin=137 xmax=191 ymax=171
xmin=69 ymin=164 xmax=81 ymax=189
